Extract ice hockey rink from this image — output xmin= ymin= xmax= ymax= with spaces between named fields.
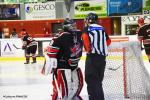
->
xmin=0 ymin=51 xmax=149 ymax=100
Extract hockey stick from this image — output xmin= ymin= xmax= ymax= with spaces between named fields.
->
xmin=108 ymin=65 xmax=122 ymax=71
xmin=13 ymin=44 xmax=22 ymax=49
xmin=108 ymin=54 xmax=134 ymax=71
xmin=53 ymin=73 xmax=62 ymax=100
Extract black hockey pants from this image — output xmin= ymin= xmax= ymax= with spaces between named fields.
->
xmin=85 ymin=53 xmax=106 ymax=100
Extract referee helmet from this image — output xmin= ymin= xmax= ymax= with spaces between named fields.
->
xmin=85 ymin=13 xmax=98 ymax=24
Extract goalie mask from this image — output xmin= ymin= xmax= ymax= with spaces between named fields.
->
xmin=85 ymin=13 xmax=98 ymax=24
xmin=63 ymin=18 xmax=76 ymax=32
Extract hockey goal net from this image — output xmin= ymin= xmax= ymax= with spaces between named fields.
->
xmin=103 ymin=36 xmax=150 ymax=99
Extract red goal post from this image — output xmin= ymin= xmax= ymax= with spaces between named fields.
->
xmin=109 ymin=36 xmax=129 ymax=98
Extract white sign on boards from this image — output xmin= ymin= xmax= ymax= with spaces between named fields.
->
xmin=25 ymin=2 xmax=56 ymax=20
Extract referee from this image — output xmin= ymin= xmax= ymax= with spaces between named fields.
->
xmin=82 ymin=13 xmax=111 ymax=100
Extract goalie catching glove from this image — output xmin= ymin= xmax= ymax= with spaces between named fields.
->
xmin=41 ymin=54 xmax=57 ymax=75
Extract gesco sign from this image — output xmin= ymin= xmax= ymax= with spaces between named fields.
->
xmin=25 ymin=2 xmax=56 ymax=20
xmin=34 ymin=4 xmax=55 ymax=10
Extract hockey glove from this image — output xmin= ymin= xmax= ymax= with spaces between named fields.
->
xmin=41 ymin=54 xmax=57 ymax=75
xmin=22 ymin=45 xmax=26 ymax=50
xmin=141 ymin=47 xmax=144 ymax=51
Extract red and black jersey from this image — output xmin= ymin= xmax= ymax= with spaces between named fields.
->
xmin=138 ymin=24 xmax=150 ymax=45
xmin=47 ymin=30 xmax=83 ymax=70
xmin=22 ymin=34 xmax=37 ymax=47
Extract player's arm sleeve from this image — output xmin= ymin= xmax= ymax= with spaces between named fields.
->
xmin=41 ymin=36 xmax=62 ymax=75
xmin=105 ymin=31 xmax=111 ymax=46
xmin=137 ymin=28 xmax=144 ymax=42
xmin=46 ymin=35 xmax=63 ymax=58
xmin=22 ymin=36 xmax=27 ymax=49
xmin=81 ymin=32 xmax=91 ymax=53
xmin=41 ymin=54 xmax=57 ymax=75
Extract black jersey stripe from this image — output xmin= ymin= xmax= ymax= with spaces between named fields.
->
xmin=96 ymin=30 xmax=101 ymax=54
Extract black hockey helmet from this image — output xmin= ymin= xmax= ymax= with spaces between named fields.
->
xmin=62 ymin=18 xmax=76 ymax=32
xmin=85 ymin=13 xmax=98 ymax=24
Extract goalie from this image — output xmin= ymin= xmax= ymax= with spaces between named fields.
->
xmin=42 ymin=18 xmax=84 ymax=100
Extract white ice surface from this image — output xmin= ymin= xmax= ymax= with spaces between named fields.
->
xmin=0 ymin=51 xmax=149 ymax=100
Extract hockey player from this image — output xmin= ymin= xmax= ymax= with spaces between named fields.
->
xmin=21 ymin=29 xmax=37 ymax=64
xmin=42 ymin=18 xmax=84 ymax=100
xmin=137 ymin=17 xmax=150 ymax=63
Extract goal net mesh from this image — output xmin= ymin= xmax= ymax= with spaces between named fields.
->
xmin=103 ymin=41 xmax=150 ymax=99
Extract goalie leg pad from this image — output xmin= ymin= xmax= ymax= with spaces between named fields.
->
xmin=51 ymin=68 xmax=83 ymax=100
xmin=52 ymin=69 xmax=71 ymax=99
xmin=71 ymin=67 xmax=83 ymax=100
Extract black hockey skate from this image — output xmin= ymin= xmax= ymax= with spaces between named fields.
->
xmin=31 ymin=58 xmax=37 ymax=64
xmin=31 ymin=61 xmax=37 ymax=64
xmin=24 ymin=61 xmax=29 ymax=64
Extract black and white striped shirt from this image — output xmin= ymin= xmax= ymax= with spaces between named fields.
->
xmin=84 ymin=24 xmax=110 ymax=56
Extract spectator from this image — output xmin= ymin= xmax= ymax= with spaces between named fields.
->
xmin=137 ymin=17 xmax=150 ymax=63
xmin=3 ymin=27 xmax=9 ymax=38
xmin=10 ymin=28 xmax=18 ymax=38
xmin=82 ymin=13 xmax=111 ymax=100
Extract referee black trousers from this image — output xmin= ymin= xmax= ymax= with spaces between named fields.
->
xmin=85 ymin=54 xmax=106 ymax=100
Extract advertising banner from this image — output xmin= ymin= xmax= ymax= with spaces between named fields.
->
xmin=0 ymin=38 xmax=51 ymax=57
xmin=107 ymin=0 xmax=142 ymax=16
xmin=0 ymin=39 xmax=24 ymax=57
xmin=74 ymin=0 xmax=107 ymax=19
xmin=25 ymin=2 xmax=56 ymax=20
xmin=143 ymin=0 xmax=150 ymax=15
